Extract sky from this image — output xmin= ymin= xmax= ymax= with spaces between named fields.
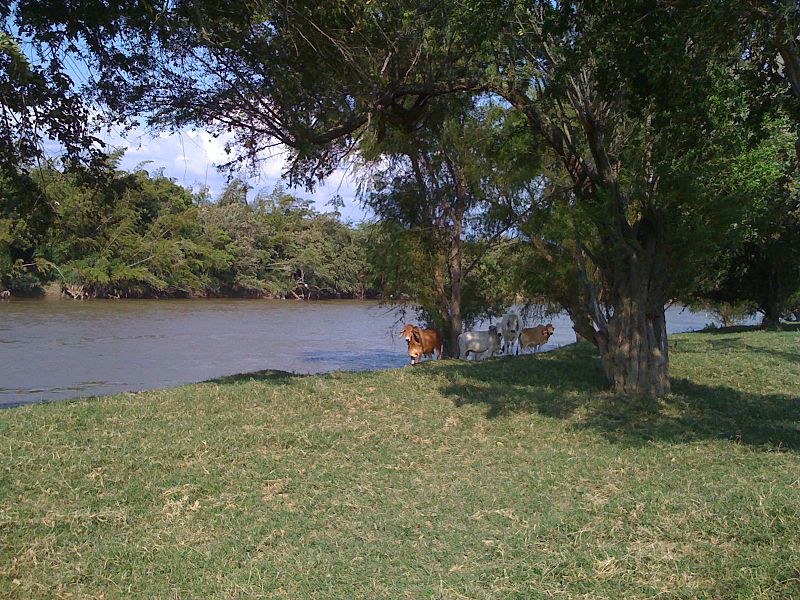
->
xmin=100 ymin=125 xmax=370 ymax=223
xmin=13 ymin=34 xmax=370 ymax=223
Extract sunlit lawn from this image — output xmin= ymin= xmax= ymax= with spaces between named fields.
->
xmin=1 ymin=327 xmax=799 ymax=598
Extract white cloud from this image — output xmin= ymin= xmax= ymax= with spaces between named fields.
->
xmin=95 ymin=125 xmax=370 ymax=222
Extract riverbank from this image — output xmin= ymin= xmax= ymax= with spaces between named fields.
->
xmin=1 ymin=328 xmax=799 ymax=597
xmin=0 ymin=299 xmax=751 ymax=407
xmin=6 ymin=282 xmax=381 ymax=301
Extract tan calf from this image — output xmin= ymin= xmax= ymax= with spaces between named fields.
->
xmin=518 ymin=323 xmax=555 ymax=354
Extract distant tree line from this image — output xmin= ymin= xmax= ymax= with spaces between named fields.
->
xmin=0 ymin=154 xmax=376 ymax=299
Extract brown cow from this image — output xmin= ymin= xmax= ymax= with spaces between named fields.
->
xmin=400 ymin=324 xmax=444 ymax=365
xmin=518 ymin=323 xmax=555 ymax=354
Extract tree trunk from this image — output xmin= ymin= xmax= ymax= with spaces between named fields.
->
xmin=762 ymin=263 xmax=782 ymax=327
xmin=566 ymin=282 xmax=671 ymax=396
xmin=599 ymin=296 xmax=670 ymax=396
xmin=448 ymin=306 xmax=462 ymax=359
xmin=571 ymin=227 xmax=671 ymax=396
xmin=447 ymin=209 xmax=464 ymax=358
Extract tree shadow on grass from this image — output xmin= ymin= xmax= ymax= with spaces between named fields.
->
xmin=439 ymin=343 xmax=800 ymax=451
xmin=697 ymin=323 xmax=800 ymax=335
xmin=440 ymin=344 xmax=608 ymax=420
xmin=672 ymin=331 xmax=800 ymax=364
xmin=740 ymin=344 xmax=800 ymax=364
xmin=204 ymin=369 xmax=303 ymax=385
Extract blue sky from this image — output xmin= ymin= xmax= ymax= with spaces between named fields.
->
xmin=100 ymin=125 xmax=370 ymax=223
xmin=13 ymin=33 xmax=370 ymax=223
xmin=15 ymin=23 xmax=509 ymax=231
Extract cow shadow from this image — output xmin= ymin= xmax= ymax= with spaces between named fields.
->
xmin=438 ymin=343 xmax=800 ymax=451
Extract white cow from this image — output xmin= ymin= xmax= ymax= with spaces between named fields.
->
xmin=499 ymin=310 xmax=522 ymax=355
xmin=458 ymin=326 xmax=502 ymax=360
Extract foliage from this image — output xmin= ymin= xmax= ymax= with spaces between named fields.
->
xmin=689 ymin=301 xmax=758 ymax=329
xmin=685 ymin=117 xmax=800 ymax=325
xmin=1 ymin=163 xmax=376 ymax=299
xmin=365 ymin=221 xmax=517 ymax=331
xmin=0 ymin=29 xmax=100 ymax=171
xmin=0 ymin=169 xmax=48 ymax=291
xmin=37 ymin=162 xmax=222 ymax=297
xmin=198 ymin=184 xmax=373 ymax=299
xmin=358 ymin=99 xmax=535 ymax=353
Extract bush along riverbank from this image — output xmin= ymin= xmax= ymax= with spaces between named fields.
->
xmin=1 ymin=328 xmax=799 ymax=598
xmin=2 ymin=165 xmax=379 ymax=301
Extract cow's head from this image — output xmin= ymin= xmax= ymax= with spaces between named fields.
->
xmin=544 ymin=323 xmax=555 ymax=340
xmin=408 ymin=331 xmax=424 ymax=364
xmin=400 ymin=324 xmax=416 ymax=342
xmin=507 ymin=312 xmax=520 ymax=332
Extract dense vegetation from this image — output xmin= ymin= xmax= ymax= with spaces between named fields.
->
xmin=0 ymin=158 xmax=377 ymax=299
xmin=1 ymin=328 xmax=798 ymax=598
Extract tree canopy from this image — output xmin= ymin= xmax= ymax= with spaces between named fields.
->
xmin=0 ymin=159 xmax=375 ymax=299
xmin=3 ymin=0 xmax=799 ymax=396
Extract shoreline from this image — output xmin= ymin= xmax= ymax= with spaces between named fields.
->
xmin=1 ymin=343 xmax=575 ymax=411
xmin=3 ymin=290 xmax=383 ymax=302
xmin=4 ymin=324 xmax=792 ymax=411
xmin=0 ymin=300 xmax=781 ymax=409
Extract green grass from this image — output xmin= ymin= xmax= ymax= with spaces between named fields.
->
xmin=1 ymin=328 xmax=799 ymax=598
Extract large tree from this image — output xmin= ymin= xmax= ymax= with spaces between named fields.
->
xmin=684 ymin=118 xmax=800 ymax=325
xmin=360 ymin=100 xmax=527 ymax=354
xmin=0 ymin=23 xmax=103 ymax=289
xmin=7 ymin=0 xmax=783 ymax=395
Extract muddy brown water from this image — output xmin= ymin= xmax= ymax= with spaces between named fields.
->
xmin=0 ymin=298 xmax=725 ymax=407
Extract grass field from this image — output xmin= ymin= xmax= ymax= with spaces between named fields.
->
xmin=1 ymin=328 xmax=799 ymax=598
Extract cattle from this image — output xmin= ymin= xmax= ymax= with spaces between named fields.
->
xmin=0 ymin=290 xmax=10 ymax=299
xmin=458 ymin=326 xmax=502 ymax=360
xmin=499 ymin=310 xmax=522 ymax=355
xmin=400 ymin=324 xmax=443 ymax=365
xmin=518 ymin=323 xmax=555 ymax=354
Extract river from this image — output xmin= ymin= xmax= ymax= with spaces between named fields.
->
xmin=0 ymin=298 xmax=731 ymax=407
